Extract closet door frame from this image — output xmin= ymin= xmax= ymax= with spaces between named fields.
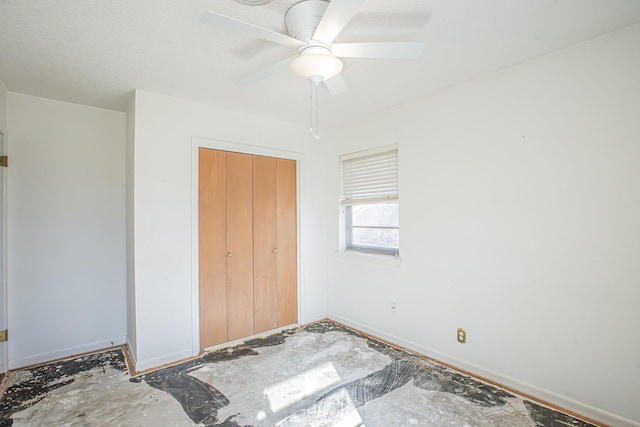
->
xmin=190 ymin=137 xmax=302 ymax=355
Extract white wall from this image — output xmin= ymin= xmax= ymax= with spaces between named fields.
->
xmin=324 ymin=24 xmax=640 ymax=426
xmin=7 ymin=93 xmax=127 ymax=368
xmin=131 ymin=90 xmax=327 ymax=371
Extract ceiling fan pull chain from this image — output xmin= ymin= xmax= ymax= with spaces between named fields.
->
xmin=314 ymin=80 xmax=320 ymax=140
xmin=309 ymin=79 xmax=314 ymax=133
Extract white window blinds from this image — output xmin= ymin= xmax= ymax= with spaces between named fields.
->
xmin=341 ymin=145 xmax=398 ymax=206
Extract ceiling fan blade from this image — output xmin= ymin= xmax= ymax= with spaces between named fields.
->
xmin=202 ymin=11 xmax=305 ymax=49
xmin=332 ymin=42 xmax=425 ymax=59
xmin=324 ymin=73 xmax=349 ymax=96
xmin=241 ymin=56 xmax=295 ymax=85
xmin=312 ymin=0 xmax=368 ymax=45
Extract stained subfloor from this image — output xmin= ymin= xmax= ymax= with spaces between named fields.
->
xmin=0 ymin=321 xmax=597 ymax=426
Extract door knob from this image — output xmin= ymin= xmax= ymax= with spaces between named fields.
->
xmin=273 ymin=248 xmax=278 ymax=254
xmin=227 ymin=252 xmax=233 ymax=257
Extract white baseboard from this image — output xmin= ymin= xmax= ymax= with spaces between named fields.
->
xmin=8 ymin=336 xmax=126 ymax=370
xmin=134 ymin=348 xmax=195 ymax=373
xmin=328 ymin=314 xmax=640 ymax=427
xmin=300 ymin=312 xmax=328 ymax=325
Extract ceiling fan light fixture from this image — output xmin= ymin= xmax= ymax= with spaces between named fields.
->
xmin=290 ymin=51 xmax=343 ymax=82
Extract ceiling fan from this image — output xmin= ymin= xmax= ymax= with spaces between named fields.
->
xmin=202 ymin=0 xmax=425 ymax=96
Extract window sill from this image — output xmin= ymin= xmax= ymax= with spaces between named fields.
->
xmin=336 ymin=249 xmax=403 ymax=267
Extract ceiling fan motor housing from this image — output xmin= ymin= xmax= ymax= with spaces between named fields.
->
xmin=285 ymin=0 xmax=329 ymax=42
xmin=285 ymin=1 xmax=343 ymax=81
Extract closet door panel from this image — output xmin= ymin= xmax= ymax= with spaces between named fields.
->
xmin=253 ymin=156 xmax=278 ymax=334
xmin=226 ymin=152 xmax=255 ymax=341
xmin=276 ymin=159 xmax=298 ymax=327
xmin=198 ymin=148 xmax=228 ymax=348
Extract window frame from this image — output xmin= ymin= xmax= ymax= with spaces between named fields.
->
xmin=340 ymin=144 xmax=399 ymax=257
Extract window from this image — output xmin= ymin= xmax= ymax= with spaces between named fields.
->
xmin=341 ymin=145 xmax=399 ymax=256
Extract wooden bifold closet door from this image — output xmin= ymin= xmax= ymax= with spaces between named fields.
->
xmin=199 ymin=148 xmax=297 ymax=349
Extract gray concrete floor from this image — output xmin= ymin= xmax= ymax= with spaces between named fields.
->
xmin=0 ymin=321 xmax=596 ymax=426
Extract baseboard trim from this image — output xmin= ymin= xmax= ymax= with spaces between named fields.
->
xmin=134 ymin=349 xmax=196 ymax=373
xmin=123 ymin=338 xmax=137 ymax=376
xmin=300 ymin=313 xmax=328 ymax=325
xmin=327 ymin=314 xmax=639 ymax=427
xmin=8 ymin=337 xmax=127 ymax=370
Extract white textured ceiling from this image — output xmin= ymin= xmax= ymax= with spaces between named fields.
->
xmin=1 ymin=0 xmax=640 ymax=128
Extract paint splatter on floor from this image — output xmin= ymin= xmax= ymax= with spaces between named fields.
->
xmin=0 ymin=321 xmax=598 ymax=426
xmin=0 ymin=350 xmax=127 ymax=426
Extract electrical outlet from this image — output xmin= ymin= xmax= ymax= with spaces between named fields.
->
xmin=391 ymin=302 xmax=397 ymax=314
xmin=457 ymin=328 xmax=466 ymax=343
